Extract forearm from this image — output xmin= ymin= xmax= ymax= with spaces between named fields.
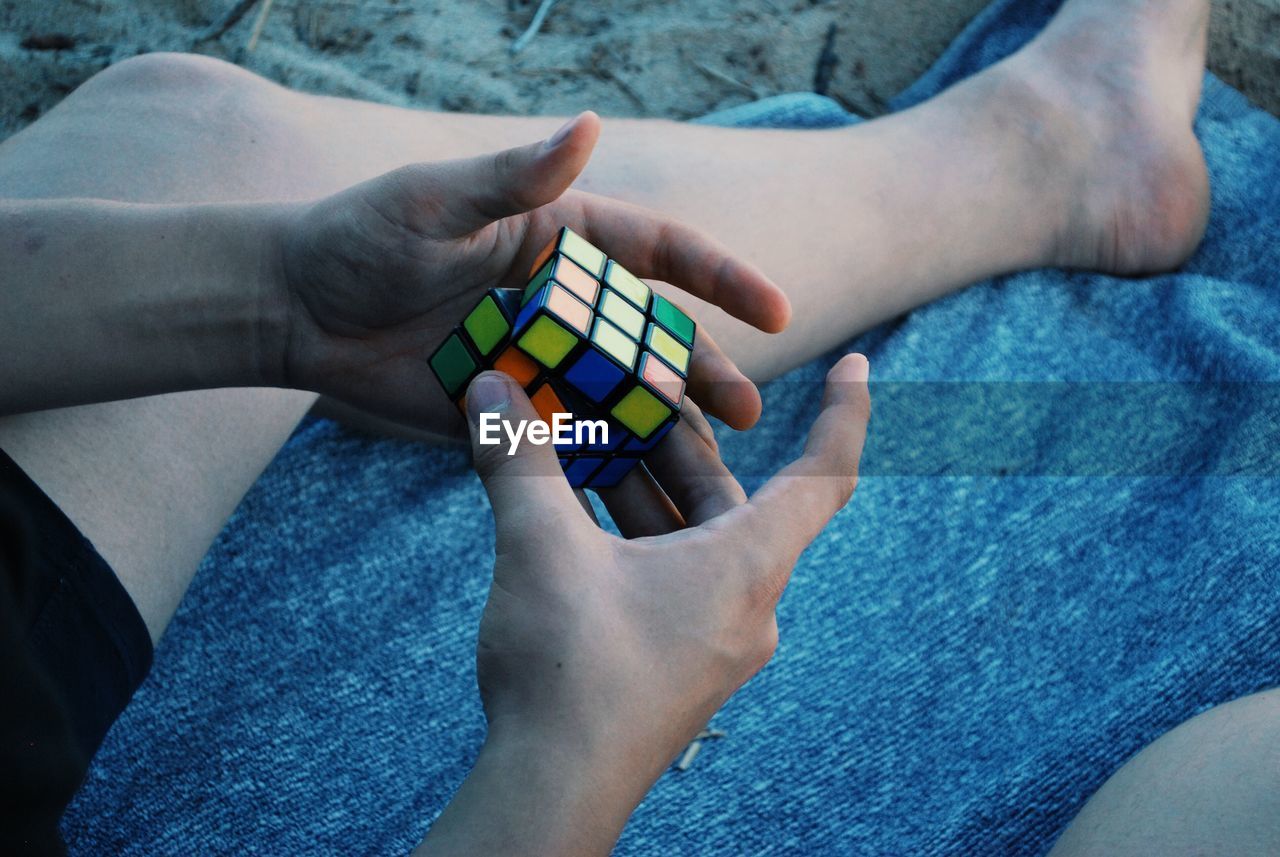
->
xmin=416 ymin=728 xmax=658 ymax=857
xmin=0 ymin=199 xmax=290 ymax=414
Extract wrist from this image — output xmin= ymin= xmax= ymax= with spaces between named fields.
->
xmin=250 ymin=203 xmax=298 ymax=389
xmin=127 ymin=200 xmax=297 ymax=391
xmin=0 ymin=198 xmax=301 ymax=413
xmin=418 ymin=727 xmax=653 ymax=857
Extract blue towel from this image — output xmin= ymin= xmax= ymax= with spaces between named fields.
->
xmin=63 ymin=0 xmax=1280 ymax=853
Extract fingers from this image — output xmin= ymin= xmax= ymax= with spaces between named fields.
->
xmin=596 ymin=401 xmax=745 ymax=536
xmin=399 ymin=112 xmax=602 ymax=238
xmin=465 ymin=372 xmax=588 ymax=540
xmin=684 ymin=326 xmax=763 ymax=431
xmin=677 ymin=397 xmax=719 ymax=453
xmin=573 ymin=195 xmax=792 ymax=334
xmin=644 ymin=406 xmax=747 ymax=526
xmin=573 ymin=488 xmax=602 ymax=526
xmin=709 ymin=353 xmax=870 ymax=575
xmin=595 ymin=465 xmax=684 ymax=539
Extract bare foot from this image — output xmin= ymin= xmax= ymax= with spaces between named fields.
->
xmin=996 ymin=0 xmax=1211 ymax=274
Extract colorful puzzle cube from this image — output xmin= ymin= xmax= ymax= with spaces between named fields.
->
xmin=428 ymin=227 xmax=696 ymax=489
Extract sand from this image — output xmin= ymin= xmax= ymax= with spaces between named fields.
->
xmin=1 ymin=0 xmax=1277 ymax=145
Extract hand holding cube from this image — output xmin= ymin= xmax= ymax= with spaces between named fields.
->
xmin=278 ymin=111 xmax=787 ymax=438
xmin=432 ymin=353 xmax=870 ymax=854
xmin=431 ymin=227 xmax=697 ymax=488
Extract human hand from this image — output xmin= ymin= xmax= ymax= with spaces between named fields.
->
xmin=418 ymin=354 xmax=870 ymax=857
xmin=277 ymin=112 xmax=790 ymax=439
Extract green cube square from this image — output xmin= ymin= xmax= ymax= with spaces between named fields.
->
xmin=518 ymin=314 xmax=579 ymax=369
xmin=463 ymin=294 xmax=510 ymax=356
xmin=522 ymin=257 xmax=556 ymax=305
xmin=651 ymin=294 xmax=695 ymax=346
xmin=429 ymin=332 xmax=478 ymax=397
xmin=611 ymin=386 xmax=672 ymax=440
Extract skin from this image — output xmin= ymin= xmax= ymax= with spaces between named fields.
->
xmin=0 ymin=113 xmax=781 ymax=432
xmin=422 ymin=360 xmax=868 ymax=856
xmin=1048 ymin=689 xmax=1280 ymax=856
xmin=0 ymin=99 xmax=863 ymax=856
xmin=0 ymin=0 xmax=1212 ymax=640
xmin=1 ymin=0 xmax=1270 ymax=852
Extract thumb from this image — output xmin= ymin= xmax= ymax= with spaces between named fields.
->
xmin=465 ymin=371 xmax=586 ymax=536
xmin=432 ymin=110 xmax=600 ymax=236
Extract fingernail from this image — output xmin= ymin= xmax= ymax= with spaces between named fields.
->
xmin=829 ymin=353 xmax=869 ymax=384
xmin=851 ymin=353 xmax=869 ymax=382
xmin=544 ymin=114 xmax=579 ymax=150
xmin=466 ymin=373 xmax=510 ymax=425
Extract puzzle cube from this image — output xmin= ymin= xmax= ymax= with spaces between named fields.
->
xmin=428 ymin=227 xmax=696 ymax=490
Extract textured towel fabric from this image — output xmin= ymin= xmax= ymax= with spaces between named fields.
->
xmin=62 ymin=0 xmax=1280 ymax=853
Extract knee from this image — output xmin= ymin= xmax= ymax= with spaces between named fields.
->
xmin=68 ymin=53 xmax=288 ymax=140
xmin=1051 ymin=689 xmax=1280 ymax=855
xmin=79 ymin=52 xmax=268 ymax=100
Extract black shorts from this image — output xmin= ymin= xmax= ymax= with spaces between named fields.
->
xmin=0 ymin=447 xmax=153 ymax=855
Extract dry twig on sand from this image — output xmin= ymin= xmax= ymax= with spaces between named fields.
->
xmin=686 ymin=53 xmax=764 ymax=100
xmin=584 ymin=46 xmax=647 ymax=112
xmin=511 ymin=0 xmax=559 ymax=54
xmin=814 ymin=23 xmax=839 ymax=95
xmin=601 ymin=69 xmax=646 ymax=111
xmin=246 ymin=0 xmax=277 ymax=52
xmin=195 ymin=0 xmax=260 ymax=44
xmin=675 ymin=728 xmax=727 ymax=772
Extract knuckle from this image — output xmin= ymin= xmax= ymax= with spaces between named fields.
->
xmin=366 ymin=164 xmax=446 ymax=239
xmin=390 ymin=161 xmax=433 ymax=189
xmin=811 ymin=449 xmax=860 ymax=504
xmin=386 ymin=163 xmax=437 ymax=206
xmin=651 ymin=220 xmax=678 ymax=275
xmin=743 ymin=620 xmax=780 ymax=676
xmin=833 ymin=471 xmax=859 ymax=507
xmin=743 ymin=566 xmax=784 ymax=614
xmin=493 ymin=147 xmax=538 ymax=205
xmin=710 ymin=254 xmax=736 ymax=305
xmin=681 ymin=405 xmax=718 ymax=452
xmin=471 ymin=438 xmax=512 ymax=478
xmin=493 ymin=145 xmax=522 ymax=179
xmin=678 ymin=477 xmax=722 ymax=515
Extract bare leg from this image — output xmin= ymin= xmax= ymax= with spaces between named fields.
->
xmin=1050 ymin=689 xmax=1280 ymax=855
xmin=2 ymin=1 xmax=1210 ymax=388
xmin=0 ymin=61 xmax=336 ymax=642
xmin=0 ymin=13 xmax=1236 ymax=852
xmin=5 ymin=0 xmax=1259 ymax=849
xmin=0 ymin=0 xmax=1209 ymax=635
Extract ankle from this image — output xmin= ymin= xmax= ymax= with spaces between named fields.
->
xmin=953 ymin=59 xmax=1095 ymax=267
xmin=970 ymin=34 xmax=1208 ymax=274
